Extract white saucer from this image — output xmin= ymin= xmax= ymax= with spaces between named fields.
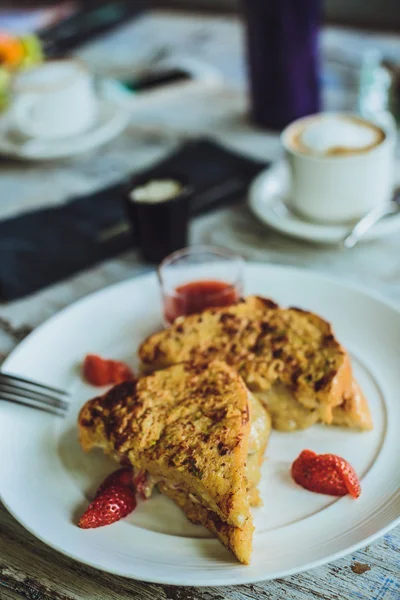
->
xmin=0 ymin=81 xmax=130 ymax=161
xmin=249 ymin=162 xmax=400 ymax=244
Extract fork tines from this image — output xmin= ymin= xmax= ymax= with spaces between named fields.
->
xmin=0 ymin=372 xmax=69 ymax=416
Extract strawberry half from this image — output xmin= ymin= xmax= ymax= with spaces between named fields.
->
xmin=291 ymin=449 xmax=361 ymax=499
xmin=78 ymin=484 xmax=136 ymax=529
xmin=83 ymin=354 xmax=110 ymax=386
xmin=82 ymin=354 xmax=135 ymax=386
xmin=96 ymin=467 xmax=133 ymax=496
xmin=109 ymin=360 xmax=135 ymax=384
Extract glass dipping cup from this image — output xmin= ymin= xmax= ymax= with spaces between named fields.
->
xmin=158 ymin=245 xmax=244 ymax=326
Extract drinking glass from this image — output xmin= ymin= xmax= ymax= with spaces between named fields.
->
xmin=158 ymin=245 xmax=244 ymax=325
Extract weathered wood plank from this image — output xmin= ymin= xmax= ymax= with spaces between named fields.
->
xmin=0 ymin=590 xmax=29 ymax=600
xmin=1 ymin=503 xmax=399 ymax=600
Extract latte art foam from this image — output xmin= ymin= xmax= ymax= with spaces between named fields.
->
xmin=289 ymin=115 xmax=385 ymax=157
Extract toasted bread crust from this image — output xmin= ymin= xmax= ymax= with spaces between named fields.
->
xmin=139 ymin=296 xmax=372 ymax=431
xmin=158 ymin=482 xmax=253 ymax=564
xmin=332 ymin=380 xmax=373 ymax=430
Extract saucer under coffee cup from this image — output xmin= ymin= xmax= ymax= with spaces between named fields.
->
xmin=281 ymin=112 xmax=395 ymax=224
xmin=11 ymin=59 xmax=98 ymax=139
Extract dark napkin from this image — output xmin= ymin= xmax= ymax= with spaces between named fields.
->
xmin=0 ymin=138 xmax=268 ymax=301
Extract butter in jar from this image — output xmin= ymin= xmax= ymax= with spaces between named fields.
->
xmin=125 ymin=176 xmax=191 ymax=263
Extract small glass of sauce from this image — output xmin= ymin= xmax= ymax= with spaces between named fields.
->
xmin=158 ymin=245 xmax=244 ymax=325
xmin=125 ymin=176 xmax=191 ymax=263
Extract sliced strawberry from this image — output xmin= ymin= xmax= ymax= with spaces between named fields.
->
xmin=96 ymin=467 xmax=133 ymax=496
xmin=83 ymin=354 xmax=111 ymax=386
xmin=82 ymin=354 xmax=135 ymax=386
xmin=109 ymin=360 xmax=135 ymax=384
xmin=78 ymin=484 xmax=136 ymax=529
xmin=291 ymin=449 xmax=361 ymax=499
xmin=331 ymin=455 xmax=361 ymax=499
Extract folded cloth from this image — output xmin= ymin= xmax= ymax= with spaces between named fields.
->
xmin=0 ymin=138 xmax=268 ymax=301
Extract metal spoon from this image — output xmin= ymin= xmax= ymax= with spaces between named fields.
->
xmin=342 ymin=189 xmax=400 ymax=249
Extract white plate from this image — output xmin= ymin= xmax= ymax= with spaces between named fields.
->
xmin=249 ymin=162 xmax=400 ymax=244
xmin=0 ymin=81 xmax=129 ymax=161
xmin=1 ymin=264 xmax=399 ymax=586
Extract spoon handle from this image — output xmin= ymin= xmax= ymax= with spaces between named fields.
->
xmin=342 ymin=203 xmax=395 ymax=249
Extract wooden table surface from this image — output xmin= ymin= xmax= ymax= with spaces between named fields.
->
xmin=1 ymin=10 xmax=400 ymax=600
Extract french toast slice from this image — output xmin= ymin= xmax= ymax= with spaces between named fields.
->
xmin=139 ymin=296 xmax=372 ymax=431
xmin=78 ymin=360 xmax=271 ymax=564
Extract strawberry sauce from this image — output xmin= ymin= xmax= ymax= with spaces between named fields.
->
xmin=163 ymin=280 xmax=239 ymax=324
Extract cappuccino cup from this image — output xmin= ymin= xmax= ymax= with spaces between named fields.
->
xmin=281 ymin=113 xmax=395 ymax=223
xmin=12 ymin=59 xmax=98 ymax=139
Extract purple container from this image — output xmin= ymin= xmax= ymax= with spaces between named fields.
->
xmin=242 ymin=0 xmax=322 ymax=131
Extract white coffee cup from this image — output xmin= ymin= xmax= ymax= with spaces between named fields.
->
xmin=281 ymin=113 xmax=395 ymax=223
xmin=12 ymin=59 xmax=98 ymax=139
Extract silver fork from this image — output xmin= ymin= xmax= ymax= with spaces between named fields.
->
xmin=0 ymin=372 xmax=69 ymax=416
